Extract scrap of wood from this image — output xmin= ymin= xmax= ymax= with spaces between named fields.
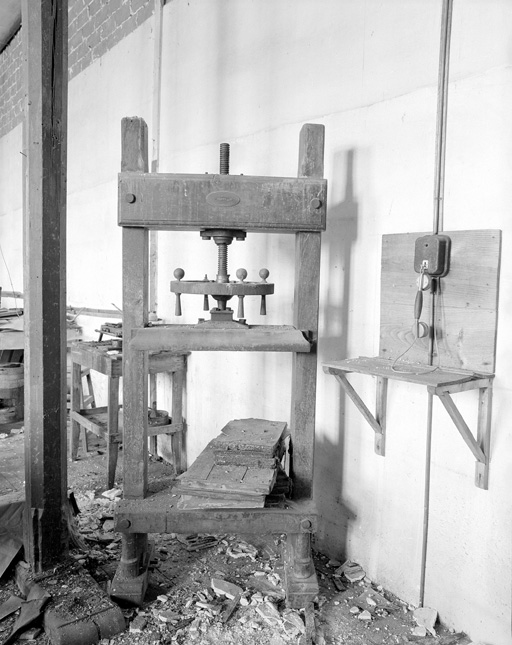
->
xmin=0 ymin=534 xmax=23 ymax=579
xmin=2 ymin=593 xmax=50 ymax=645
xmin=0 ymin=595 xmax=22 ymax=622
xmin=221 ymin=592 xmax=241 ymax=623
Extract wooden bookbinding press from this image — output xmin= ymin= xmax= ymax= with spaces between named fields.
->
xmin=111 ymin=117 xmax=327 ymax=608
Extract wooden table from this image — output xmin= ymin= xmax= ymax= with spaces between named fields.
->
xmin=0 ymin=315 xmax=82 ymax=361
xmin=70 ymin=340 xmax=187 ymax=489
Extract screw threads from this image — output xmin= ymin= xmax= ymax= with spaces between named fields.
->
xmin=219 ymin=143 xmax=230 ymax=175
xmin=217 ymin=243 xmax=228 ymax=282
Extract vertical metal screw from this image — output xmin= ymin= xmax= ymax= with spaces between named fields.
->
xmin=220 ymin=143 xmax=230 ymax=175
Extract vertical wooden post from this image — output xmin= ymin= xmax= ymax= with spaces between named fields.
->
xmin=114 ymin=118 xmax=150 ymax=596
xmin=290 ymin=124 xmax=325 ymax=499
xmin=475 ymin=383 xmax=492 ymax=490
xmin=121 ymin=117 xmax=149 ymax=499
xmin=375 ymin=376 xmax=388 ymax=455
xmin=21 ymin=0 xmax=68 ymax=571
xmin=171 ymin=360 xmax=185 ymax=474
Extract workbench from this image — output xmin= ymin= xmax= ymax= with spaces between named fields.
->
xmin=69 ymin=340 xmax=187 ymax=489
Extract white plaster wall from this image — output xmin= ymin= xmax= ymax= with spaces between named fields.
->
xmin=157 ymin=2 xmax=512 ymax=642
xmin=0 ymin=0 xmax=510 ymax=641
xmin=0 ymin=124 xmax=23 ymax=301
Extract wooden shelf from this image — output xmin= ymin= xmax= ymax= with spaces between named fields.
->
xmin=323 ymin=356 xmax=491 ymax=389
xmin=323 ymin=356 xmax=494 ymax=489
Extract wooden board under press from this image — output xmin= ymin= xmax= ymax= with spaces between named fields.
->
xmin=177 ymin=441 xmax=277 ymax=496
xmin=211 ymin=418 xmax=287 ymax=455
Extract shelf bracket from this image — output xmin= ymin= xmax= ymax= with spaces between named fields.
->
xmin=330 ymin=372 xmax=387 ymax=456
xmin=431 ymin=380 xmax=493 ymax=489
xmin=325 ymin=361 xmax=494 ymax=489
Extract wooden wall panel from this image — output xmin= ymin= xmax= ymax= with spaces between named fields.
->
xmin=379 ymin=230 xmax=501 ymax=374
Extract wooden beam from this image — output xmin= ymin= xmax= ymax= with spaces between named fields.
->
xmin=118 ymin=173 xmax=327 ymax=232
xmin=21 ymin=0 xmax=68 ymax=571
xmin=121 ymin=117 xmax=149 ymax=499
xmin=291 ymin=124 xmax=324 ymax=499
xmin=129 ymin=325 xmax=312 ymax=353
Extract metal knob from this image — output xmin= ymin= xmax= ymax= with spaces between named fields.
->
xmin=173 ymin=268 xmax=184 ymax=316
xmin=259 ymin=268 xmax=269 ymax=315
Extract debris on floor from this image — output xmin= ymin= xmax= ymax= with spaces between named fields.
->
xmin=0 ymin=430 xmax=474 ymax=645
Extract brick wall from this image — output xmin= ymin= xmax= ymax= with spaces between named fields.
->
xmin=0 ymin=30 xmax=23 ymax=138
xmin=0 ymin=0 xmax=155 ymax=139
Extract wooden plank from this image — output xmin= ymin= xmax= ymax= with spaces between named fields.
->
xmin=178 ymin=443 xmax=277 ymax=496
xmin=21 ymin=0 xmax=68 ymax=571
xmin=130 ymin=325 xmax=312 ymax=353
xmin=379 ymin=230 xmax=501 ymax=373
xmin=118 ymin=173 xmax=327 ymax=232
xmin=290 ymin=124 xmax=325 ymax=500
xmin=323 ymin=357 xmax=482 ymax=388
xmin=115 ymin=496 xmax=318 ymax=535
xmin=211 ymin=418 xmax=287 ymax=454
xmin=121 ymin=118 xmax=149 ymax=500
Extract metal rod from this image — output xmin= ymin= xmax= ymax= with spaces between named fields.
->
xmin=420 ymin=391 xmax=434 ymax=607
xmin=433 ymin=0 xmax=453 ymax=234
xmin=420 ymin=0 xmax=454 ymax=608
xmin=149 ymin=0 xmax=164 ymax=321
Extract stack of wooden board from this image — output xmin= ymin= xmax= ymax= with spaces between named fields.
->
xmin=175 ymin=418 xmax=290 ymax=509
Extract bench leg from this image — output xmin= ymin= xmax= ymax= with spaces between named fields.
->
xmin=70 ymin=362 xmax=82 ymax=460
xmin=171 ymin=367 xmax=185 ymax=474
xmin=107 ymin=376 xmax=120 ymax=490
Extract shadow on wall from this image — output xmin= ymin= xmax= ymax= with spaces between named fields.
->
xmin=315 ymin=149 xmax=360 ymax=557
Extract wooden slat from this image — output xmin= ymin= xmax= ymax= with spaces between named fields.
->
xmin=129 ymin=325 xmax=312 ymax=353
xmin=379 ymin=230 xmax=501 ymax=373
xmin=291 ymin=124 xmax=325 ymax=499
xmin=22 ymin=0 xmax=68 ymax=571
xmin=119 ymin=173 xmax=327 ymax=232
